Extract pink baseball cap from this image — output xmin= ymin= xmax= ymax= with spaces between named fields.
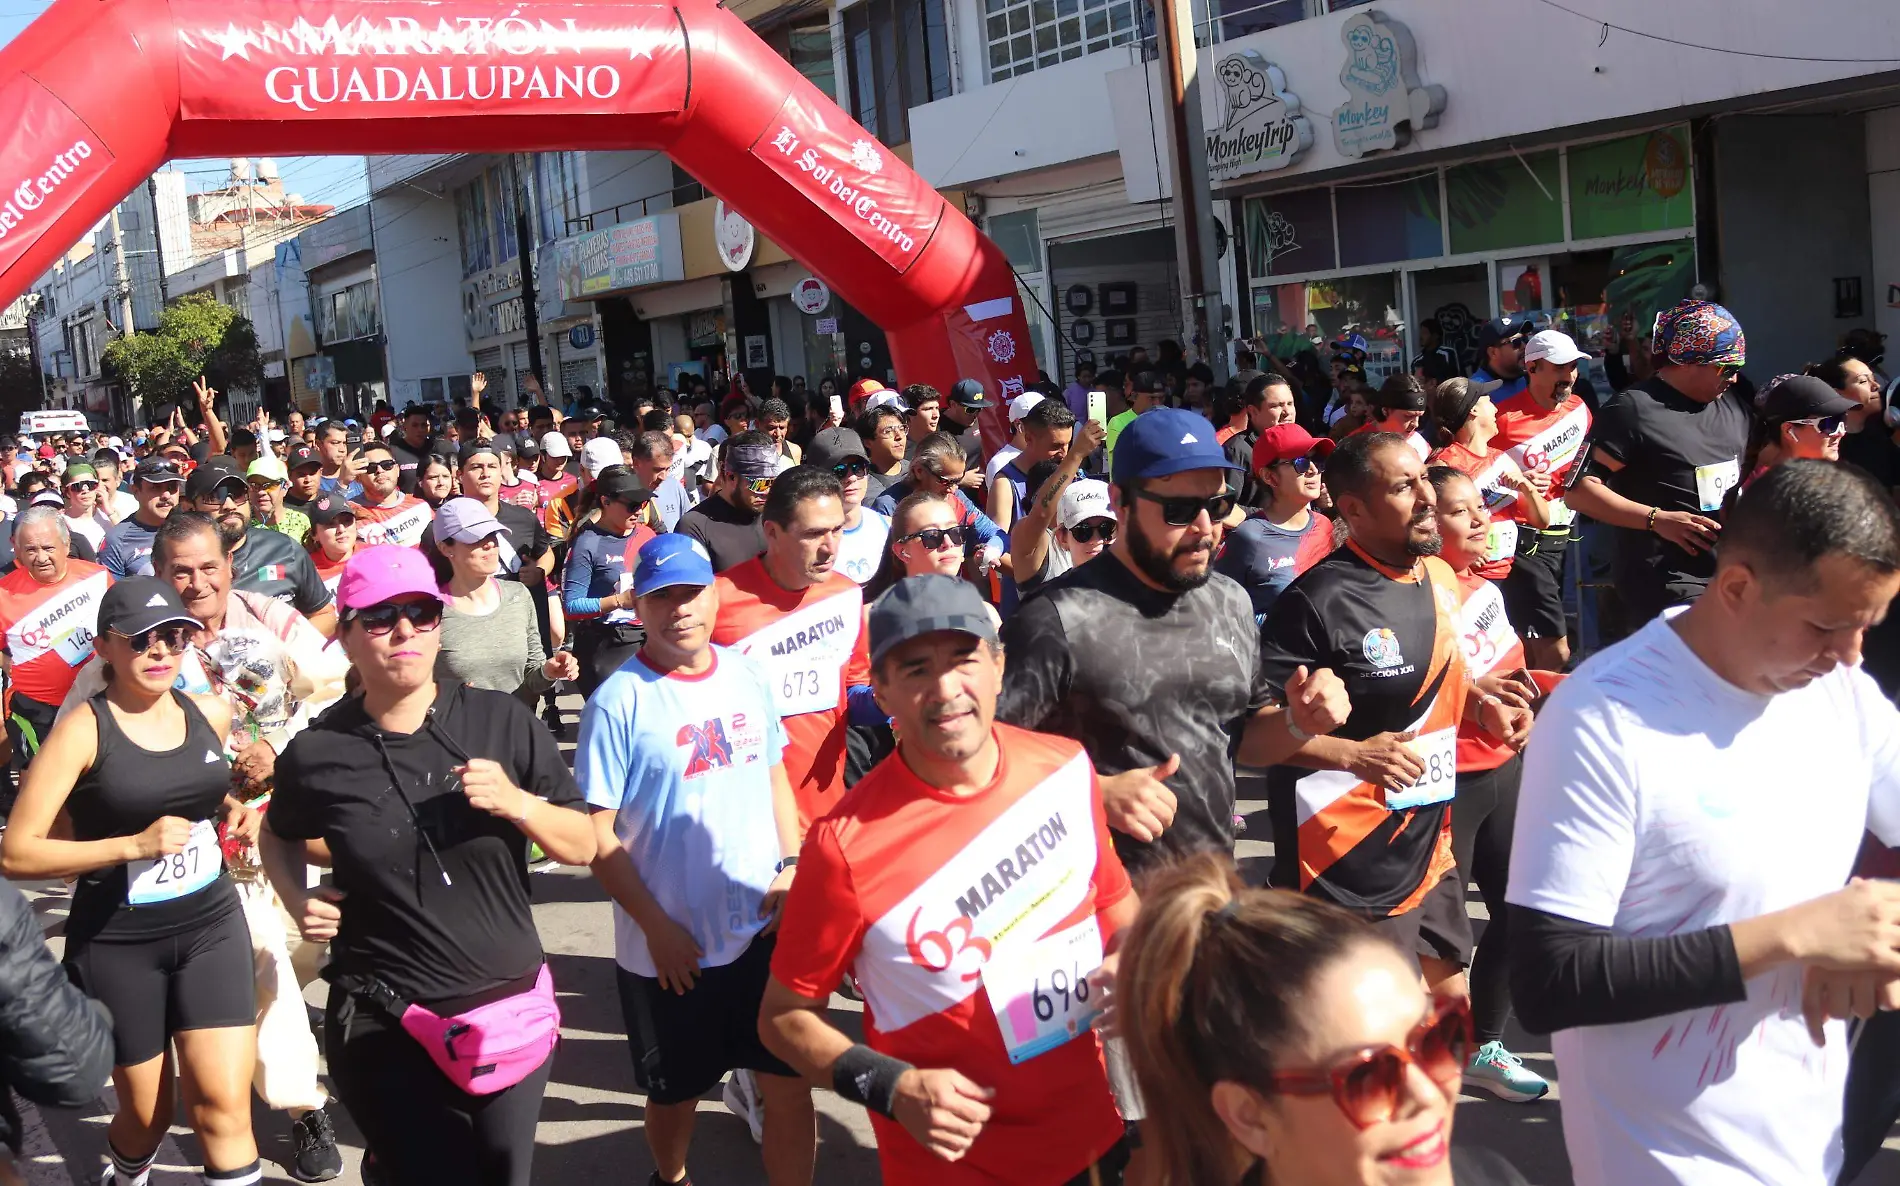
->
xmin=337 ymin=545 xmax=448 ymax=612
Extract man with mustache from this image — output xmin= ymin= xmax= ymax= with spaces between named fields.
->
xmin=1259 ymin=432 xmax=1527 ymax=999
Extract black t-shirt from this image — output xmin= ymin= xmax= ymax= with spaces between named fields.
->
xmin=268 ymin=681 xmax=583 ymax=1005
xmin=997 ymin=553 xmax=1270 ymax=877
xmin=232 ymin=525 xmax=333 ymax=617
xmin=1257 ymin=544 xmax=1464 ymax=916
xmin=387 ymin=436 xmax=445 ymax=494
xmin=1224 ymin=427 xmax=1264 ymax=508
xmin=282 ymin=492 xmax=317 ymax=515
xmin=676 ymin=493 xmax=764 ymax=574
xmin=1839 ymin=421 xmax=1898 ymax=492
xmin=1592 ymin=375 xmax=1753 ymax=620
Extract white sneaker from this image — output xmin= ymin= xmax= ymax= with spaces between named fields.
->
xmin=722 ymin=1068 xmax=765 ymax=1144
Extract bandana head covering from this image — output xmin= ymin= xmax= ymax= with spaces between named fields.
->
xmin=1652 ymin=300 xmax=1746 ymax=368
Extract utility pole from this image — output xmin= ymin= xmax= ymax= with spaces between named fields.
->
xmin=147 ymin=176 xmax=170 ymax=306
xmin=1153 ymin=0 xmax=1226 ymax=381
xmin=512 ymin=152 xmax=544 ymax=408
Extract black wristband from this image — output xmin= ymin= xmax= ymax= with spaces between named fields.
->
xmin=832 ymin=1043 xmax=911 ymax=1119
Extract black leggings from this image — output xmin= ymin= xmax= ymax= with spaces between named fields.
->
xmin=325 ymin=989 xmax=553 ymax=1186
xmin=1450 ymin=754 xmax=1522 ymax=1046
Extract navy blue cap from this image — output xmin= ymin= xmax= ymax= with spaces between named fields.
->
xmin=634 ymin=534 xmax=715 ymax=597
xmin=868 ymin=574 xmax=999 ymax=667
xmin=1110 ymin=407 xmax=1242 ymax=486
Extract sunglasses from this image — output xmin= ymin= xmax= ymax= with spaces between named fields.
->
xmin=1276 ymin=455 xmax=1325 ymax=475
xmin=346 ymin=599 xmax=444 ymax=636
xmin=1268 ymin=996 xmax=1471 ymax=1129
xmin=831 ymin=459 xmax=870 ymax=480
xmin=363 ymin=459 xmax=401 ymax=474
xmin=247 ymin=477 xmax=284 ymax=491
xmin=1132 ymin=488 xmax=1238 ymax=526
xmin=1719 ymin=364 xmax=1742 ymax=378
xmin=1068 ymin=520 xmax=1116 ymax=544
xmin=899 ymin=525 xmax=966 ymax=551
xmin=111 ymin=623 xmax=194 ymax=656
xmin=919 ymin=466 xmax=963 ymax=488
xmin=204 ymin=483 xmax=248 ymax=505
xmin=1790 ymin=415 xmax=1847 ymax=437
xmin=64 ymin=480 xmax=98 ymax=493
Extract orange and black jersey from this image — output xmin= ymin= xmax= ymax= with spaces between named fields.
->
xmin=1258 ymin=540 xmax=1468 ymax=917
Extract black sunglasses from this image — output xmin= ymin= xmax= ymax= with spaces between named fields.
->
xmin=362 ymin=459 xmax=400 ymax=474
xmin=831 ymin=459 xmax=870 ymax=480
xmin=111 ymin=623 xmax=193 ymax=655
xmin=1789 ymin=415 xmax=1846 ymax=436
xmin=1277 ymin=455 xmax=1325 ymax=475
xmin=1068 ymin=521 xmax=1116 ymax=544
xmin=64 ymin=480 xmax=98 ymax=493
xmin=899 ymin=525 xmax=966 ymax=551
xmin=346 ymin=599 xmax=444 ymax=636
xmin=1131 ymin=488 xmax=1237 ymax=526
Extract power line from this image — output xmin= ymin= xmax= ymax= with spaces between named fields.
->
xmin=1529 ymin=0 xmax=1900 ymax=63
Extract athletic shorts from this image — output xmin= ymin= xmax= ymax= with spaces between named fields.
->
xmin=615 ymin=933 xmax=795 ymax=1105
xmin=1370 ymin=872 xmax=1474 ymax=970
xmin=1500 ymin=531 xmax=1568 ymax=641
xmin=64 ymin=896 xmax=256 ymax=1066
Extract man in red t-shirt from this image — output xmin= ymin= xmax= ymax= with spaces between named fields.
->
xmin=711 ymin=466 xmax=870 ymax=833
xmin=349 ymin=441 xmax=435 ymax=548
xmin=762 ymin=575 xmax=1137 ymax=1186
xmin=0 ymin=507 xmax=111 ymax=802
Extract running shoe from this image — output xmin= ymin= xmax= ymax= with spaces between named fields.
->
xmin=647 ymin=1173 xmax=694 ymax=1186
xmin=1232 ymin=812 xmax=1248 ymax=836
xmin=527 ymin=843 xmax=558 ymax=873
xmin=360 ymin=1154 xmax=385 ymax=1186
xmin=722 ymin=1069 xmax=765 ymax=1145
xmin=542 ymin=703 xmax=568 ymax=740
xmin=288 ymin=1106 xmax=344 ymax=1181
xmin=1463 ymin=1041 xmax=1550 ymax=1102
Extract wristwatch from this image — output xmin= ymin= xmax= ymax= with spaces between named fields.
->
xmin=775 ymin=856 xmax=799 ymax=875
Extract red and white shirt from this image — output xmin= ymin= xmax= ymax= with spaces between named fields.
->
xmin=712 ymin=560 xmax=869 ymax=829
xmin=0 ymin=561 xmax=110 ymax=707
xmin=1454 ymin=571 xmax=1525 ymax=773
xmin=772 ymin=725 xmax=1132 ymax=1185
xmin=1493 ymin=392 xmax=1591 ymax=528
xmin=1430 ymin=441 xmax=1534 ymax=580
xmin=351 ymin=493 xmax=435 ymax=549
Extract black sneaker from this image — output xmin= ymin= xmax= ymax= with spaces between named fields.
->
xmin=288 ymin=1107 xmax=344 ymax=1182
xmin=648 ymin=1174 xmax=694 ymax=1186
xmin=542 ymin=703 xmax=568 ymax=739
xmin=360 ymin=1154 xmax=384 ymax=1186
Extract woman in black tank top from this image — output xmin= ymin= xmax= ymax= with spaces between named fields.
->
xmin=1 ymin=577 xmax=264 ymax=1186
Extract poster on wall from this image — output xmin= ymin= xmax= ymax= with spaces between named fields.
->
xmin=1331 ymin=10 xmax=1446 ymax=159
xmin=743 ymin=334 xmax=769 ymax=368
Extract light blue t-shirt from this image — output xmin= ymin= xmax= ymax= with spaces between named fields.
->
xmin=577 ymin=644 xmax=788 ymax=977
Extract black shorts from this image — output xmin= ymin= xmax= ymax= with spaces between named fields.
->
xmin=616 ymin=933 xmax=795 ymax=1105
xmin=1501 ymin=531 xmax=1568 ymax=640
xmin=64 ymin=895 xmax=256 ymax=1066
xmin=1370 ymin=871 xmax=1474 ymax=970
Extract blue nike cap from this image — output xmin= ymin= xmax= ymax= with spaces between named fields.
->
xmin=633 ymin=533 xmax=716 ymax=597
xmin=1112 ymin=406 xmax=1243 ymax=485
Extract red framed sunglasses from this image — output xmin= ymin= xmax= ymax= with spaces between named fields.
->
xmin=1266 ymin=995 xmax=1471 ymax=1128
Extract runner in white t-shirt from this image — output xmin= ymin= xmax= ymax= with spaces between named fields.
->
xmin=1508 ymin=460 xmax=1900 ymax=1186
xmin=805 ymin=427 xmax=889 ymax=587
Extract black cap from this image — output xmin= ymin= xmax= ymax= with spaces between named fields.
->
xmin=457 ymin=441 xmax=501 ymax=469
xmin=1763 ymin=375 xmax=1860 ymax=425
xmin=806 ymin=427 xmax=870 ymax=469
xmin=489 ymin=431 xmax=519 ymax=456
xmin=949 ymin=378 xmax=993 ymax=410
xmin=514 ymin=433 xmax=541 ymax=460
xmin=307 ymin=494 xmax=357 ymax=525
xmin=577 ymin=400 xmax=612 ymax=420
xmin=286 ymin=442 xmax=320 ymax=472
xmin=98 ymin=576 xmax=200 ymax=637
xmin=183 ymin=456 xmax=247 ymax=501
xmin=868 ymin=573 xmax=1000 ymax=667
xmin=133 ymin=456 xmax=186 ymax=485
xmin=1476 ymin=316 xmax=1532 ymax=350
xmin=596 ymin=467 xmax=651 ymax=506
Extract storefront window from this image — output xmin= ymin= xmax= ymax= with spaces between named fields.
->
xmin=1307 ymin=272 xmax=1404 ymax=383
xmin=1244 ymin=188 xmax=1334 ymax=278
xmin=1566 ymin=127 xmax=1695 ymax=241
xmin=1445 ymin=150 xmax=1562 ymax=255
xmin=456 ymin=178 xmax=491 ymax=277
xmin=986 ymin=0 xmax=1135 ymax=82
xmin=988 ymin=210 xmax=1042 ymax=271
xmin=1335 ymin=171 xmax=1441 ymax=268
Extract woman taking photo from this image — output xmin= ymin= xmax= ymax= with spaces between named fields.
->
xmin=1 ymin=577 xmax=262 ymax=1186
xmin=415 ymin=454 xmax=457 ymax=509
xmin=434 ymin=497 xmax=580 ymax=698
xmin=261 ymin=546 xmax=595 ymax=1186
xmin=561 ymin=466 xmax=656 ymax=695
xmin=1427 ymin=376 xmax=1551 ymax=584
xmin=304 ymin=494 xmax=358 ymax=596
xmin=1117 ymin=854 xmax=1528 ymax=1186
xmin=1425 ymin=465 xmax=1549 ymax=1105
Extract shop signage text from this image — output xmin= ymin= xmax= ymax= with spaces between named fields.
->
xmin=1331 ymin=11 xmax=1445 ymax=160
xmin=1205 ymin=51 xmax=1311 ymax=181
xmin=551 ymin=212 xmax=683 ymax=300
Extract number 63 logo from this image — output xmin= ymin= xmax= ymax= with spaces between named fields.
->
xmin=906 ymin=907 xmax=992 ymax=983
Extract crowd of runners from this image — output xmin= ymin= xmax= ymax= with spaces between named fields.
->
xmin=0 ymin=298 xmax=1892 ymax=1186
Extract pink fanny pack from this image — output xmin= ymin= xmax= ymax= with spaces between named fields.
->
xmin=344 ymin=965 xmax=560 ymax=1095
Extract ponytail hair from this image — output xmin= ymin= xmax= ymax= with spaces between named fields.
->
xmin=1117 ymin=853 xmax=1395 ymax=1186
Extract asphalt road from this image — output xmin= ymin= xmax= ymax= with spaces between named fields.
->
xmin=10 ymin=752 xmax=1898 ymax=1185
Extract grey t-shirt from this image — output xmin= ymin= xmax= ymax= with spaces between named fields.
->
xmin=998 ymin=552 xmax=1271 ymax=876
xmin=435 ymin=580 xmax=551 ymax=698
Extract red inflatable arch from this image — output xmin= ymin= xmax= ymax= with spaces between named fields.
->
xmin=0 ymin=0 xmax=1034 ymax=428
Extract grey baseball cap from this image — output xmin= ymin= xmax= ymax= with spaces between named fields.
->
xmin=868 ymin=574 xmax=999 ymax=667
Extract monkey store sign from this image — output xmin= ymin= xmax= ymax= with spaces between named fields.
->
xmin=171 ymin=1 xmax=690 ymax=121
xmin=1331 ymin=10 xmax=1445 ymax=159
xmin=1203 ymin=51 xmax=1311 ymax=181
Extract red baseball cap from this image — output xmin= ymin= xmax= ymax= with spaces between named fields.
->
xmin=848 ymin=378 xmax=887 ymax=409
xmin=1252 ymin=424 xmax=1336 ymax=470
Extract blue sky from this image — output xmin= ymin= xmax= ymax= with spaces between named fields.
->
xmin=0 ymin=1 xmax=370 ymax=211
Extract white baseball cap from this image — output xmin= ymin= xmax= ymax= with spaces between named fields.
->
xmin=1007 ymin=392 xmax=1046 ymax=423
xmin=539 ymin=430 xmax=574 ymax=459
xmin=1057 ymin=479 xmax=1116 ymax=530
xmin=580 ymin=436 xmax=623 ymax=478
xmin=864 ymin=390 xmax=909 ymax=416
xmin=1523 ymin=329 xmax=1587 ymax=366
